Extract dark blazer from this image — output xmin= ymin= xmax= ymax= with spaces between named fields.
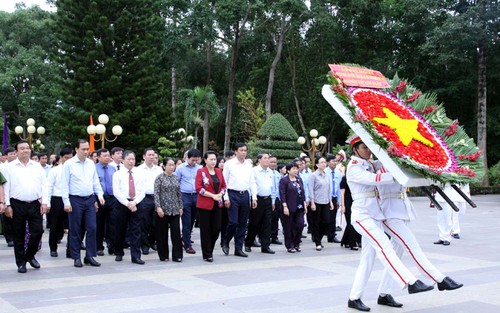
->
xmin=195 ymin=167 xmax=227 ymax=210
xmin=279 ymin=175 xmax=305 ymax=213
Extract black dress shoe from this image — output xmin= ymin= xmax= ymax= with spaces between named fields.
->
xmin=336 ymin=226 xmax=342 ymax=231
xmin=141 ymin=246 xmax=150 ymax=255
xmin=132 ymin=257 xmax=145 ymax=265
xmin=261 ymin=248 xmax=275 ymax=254
xmin=96 ymin=250 xmax=105 ymax=256
xmin=7 ymin=241 xmax=14 ymax=247
xmin=377 ymin=294 xmax=403 ymax=307
xmin=204 ymin=257 xmax=213 ymax=262
xmin=252 ymin=240 xmax=261 ymax=247
xmin=294 ymin=246 xmax=301 ymax=252
xmin=347 ymin=299 xmax=370 ymax=312
xmin=74 ymin=259 xmax=83 ymax=268
xmin=442 ymin=240 xmax=450 ymax=245
xmin=434 ymin=239 xmax=450 ymax=245
xmin=50 ymin=251 xmax=58 ymax=257
xmin=18 ymin=263 xmax=27 ymax=273
xmin=234 ymin=250 xmax=248 ymax=257
xmin=115 ymin=255 xmax=123 ymax=262
xmin=438 ymin=276 xmax=463 ymax=291
xmin=173 ymin=258 xmax=182 ymax=262
xmin=271 ymin=238 xmax=282 ymax=245
xmin=452 ymin=234 xmax=460 ymax=239
xmin=28 ymin=258 xmax=41 ymax=269
xmin=408 ymin=280 xmax=434 ymax=294
xmin=244 ymin=246 xmax=252 ymax=252
xmin=222 ymin=243 xmax=229 ymax=255
xmin=84 ymin=257 xmax=101 ymax=267
xmin=332 ymin=236 xmax=341 ymax=243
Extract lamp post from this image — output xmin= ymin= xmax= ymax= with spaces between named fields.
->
xmin=14 ymin=118 xmax=46 ymax=148
xmin=86 ymin=114 xmax=123 ymax=149
xmin=297 ymin=129 xmax=327 ymax=171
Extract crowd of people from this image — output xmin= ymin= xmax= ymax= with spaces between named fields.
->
xmin=0 ymin=137 xmax=468 ymax=311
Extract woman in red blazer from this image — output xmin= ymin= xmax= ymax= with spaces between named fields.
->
xmin=195 ymin=151 xmax=227 ymax=262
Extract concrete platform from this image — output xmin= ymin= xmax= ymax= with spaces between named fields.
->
xmin=1 ymin=195 xmax=499 ymax=313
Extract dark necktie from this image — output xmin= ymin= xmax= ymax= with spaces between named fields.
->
xmin=128 ymin=170 xmax=136 ymax=199
xmin=117 ymin=164 xmax=120 ymax=170
xmin=103 ymin=166 xmax=109 ymax=195
xmin=331 ymin=171 xmax=336 ymax=196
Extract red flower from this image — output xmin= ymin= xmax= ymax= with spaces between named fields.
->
xmin=405 ymin=91 xmax=422 ymax=103
xmin=455 ymin=167 xmax=476 ymax=177
xmin=387 ymin=145 xmax=404 ymax=157
xmin=417 ymin=105 xmax=436 ymax=115
xmin=394 ymin=81 xmax=407 ymax=94
xmin=459 ymin=150 xmax=482 ymax=162
xmin=444 ymin=120 xmax=459 ymax=136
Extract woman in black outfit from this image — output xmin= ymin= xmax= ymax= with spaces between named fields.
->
xmin=340 ymin=175 xmax=361 ymax=250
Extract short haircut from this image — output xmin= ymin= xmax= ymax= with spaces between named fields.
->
xmin=122 ymin=150 xmax=135 ymax=159
xmin=15 ymin=140 xmax=29 ymax=151
xmin=352 ymin=141 xmax=363 ymax=151
xmin=326 ymin=155 xmax=336 ymax=162
xmin=111 ymin=147 xmax=124 ymax=155
xmin=163 ymin=157 xmax=174 ymax=166
xmin=224 ymin=151 xmax=235 ymax=158
xmin=143 ymin=147 xmax=155 ymax=155
xmin=256 ymin=151 xmax=269 ymax=161
xmin=187 ymin=148 xmax=201 ymax=158
xmin=301 ymin=156 xmax=310 ymax=162
xmin=4 ymin=147 xmax=15 ymax=154
xmin=269 ymin=155 xmax=277 ymax=160
xmin=277 ymin=163 xmax=286 ymax=172
xmin=59 ymin=147 xmax=73 ymax=157
xmin=285 ymin=162 xmax=299 ymax=173
xmin=74 ymin=139 xmax=88 ymax=149
xmin=233 ymin=142 xmax=247 ymax=151
xmin=38 ymin=152 xmax=48 ymax=158
xmin=96 ymin=148 xmax=109 ymax=156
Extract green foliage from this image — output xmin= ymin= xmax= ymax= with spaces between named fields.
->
xmin=257 ymin=113 xmax=298 ymax=141
xmin=489 ymin=162 xmax=500 ymax=186
xmin=253 ymin=113 xmax=300 ymax=163
xmin=235 ymin=88 xmax=265 ymax=141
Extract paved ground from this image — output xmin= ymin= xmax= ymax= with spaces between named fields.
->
xmin=1 ymin=195 xmax=499 ymax=313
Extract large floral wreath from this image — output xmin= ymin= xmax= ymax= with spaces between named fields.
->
xmin=328 ymin=71 xmax=483 ymax=184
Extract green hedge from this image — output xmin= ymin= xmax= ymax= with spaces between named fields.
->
xmin=254 ymin=140 xmax=300 ymax=150
xmin=257 ymin=113 xmax=298 ymax=140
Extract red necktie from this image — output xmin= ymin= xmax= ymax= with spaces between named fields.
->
xmin=128 ymin=170 xmax=136 ymax=199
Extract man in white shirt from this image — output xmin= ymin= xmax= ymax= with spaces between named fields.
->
xmin=137 ymin=147 xmax=163 ymax=255
xmin=222 ymin=143 xmax=257 ymax=257
xmin=44 ymin=148 xmax=73 ymax=257
xmin=3 ymin=140 xmax=49 ymax=273
xmin=62 ymin=139 xmax=104 ymax=268
xmin=112 ymin=150 xmax=147 ymax=264
xmin=244 ymin=152 xmax=276 ymax=254
xmin=109 ymin=147 xmax=124 ymax=171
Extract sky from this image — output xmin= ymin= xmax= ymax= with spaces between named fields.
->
xmin=0 ymin=0 xmax=55 ymax=13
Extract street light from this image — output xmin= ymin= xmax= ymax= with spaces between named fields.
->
xmin=87 ymin=114 xmax=123 ymax=149
xmin=14 ymin=118 xmax=46 ymax=148
xmin=297 ymin=129 xmax=327 ymax=170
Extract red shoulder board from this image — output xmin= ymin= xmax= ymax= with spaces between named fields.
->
xmin=352 ymin=160 xmax=358 ymax=164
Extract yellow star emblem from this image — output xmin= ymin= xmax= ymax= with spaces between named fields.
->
xmin=373 ymin=108 xmax=433 ymax=147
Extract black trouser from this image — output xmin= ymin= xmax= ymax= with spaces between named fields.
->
xmin=48 ymin=196 xmax=66 ymax=252
xmin=97 ymin=196 xmax=117 ymax=252
xmin=311 ymin=202 xmax=330 ymax=245
xmin=244 ymin=196 xmax=272 ymax=250
xmin=199 ymin=204 xmax=221 ymax=259
xmin=114 ymin=202 xmax=143 ymax=260
xmin=10 ymin=199 xmax=43 ymax=266
xmin=155 ymin=213 xmax=182 ymax=261
xmin=328 ymin=197 xmax=339 ymax=240
xmin=1 ymin=214 xmax=14 ymax=243
xmin=141 ymin=195 xmax=156 ymax=249
xmin=271 ymin=198 xmax=282 ymax=240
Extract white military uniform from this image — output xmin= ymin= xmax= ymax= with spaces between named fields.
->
xmin=347 ymin=156 xmax=418 ymax=301
xmin=435 ymin=184 xmax=469 ymax=242
xmin=377 ymin=172 xmax=446 ymax=295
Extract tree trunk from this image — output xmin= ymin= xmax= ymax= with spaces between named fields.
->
xmin=206 ymin=41 xmax=212 ymax=86
xmin=203 ymin=110 xmax=209 ymax=154
xmin=171 ymin=66 xmax=177 ymax=110
xmin=477 ymin=40 xmax=488 ymax=186
xmin=224 ymin=25 xmax=241 ymax=152
xmin=265 ymin=20 xmax=288 ymax=120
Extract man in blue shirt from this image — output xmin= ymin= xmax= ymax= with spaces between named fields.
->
xmin=62 ymin=139 xmax=104 ymax=268
xmin=326 ymin=154 xmax=343 ymax=243
xmin=174 ymin=149 xmax=201 ymax=254
xmin=95 ymin=148 xmax=117 ymax=256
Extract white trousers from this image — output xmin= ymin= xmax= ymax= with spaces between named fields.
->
xmin=349 ymin=218 xmax=417 ymax=300
xmin=437 ymin=201 xmax=465 ymax=241
xmin=378 ymin=219 xmax=446 ymax=294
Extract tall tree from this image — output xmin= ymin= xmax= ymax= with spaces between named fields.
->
xmin=422 ymin=0 xmax=499 ymax=186
xmin=53 ymin=0 xmax=170 ymax=151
